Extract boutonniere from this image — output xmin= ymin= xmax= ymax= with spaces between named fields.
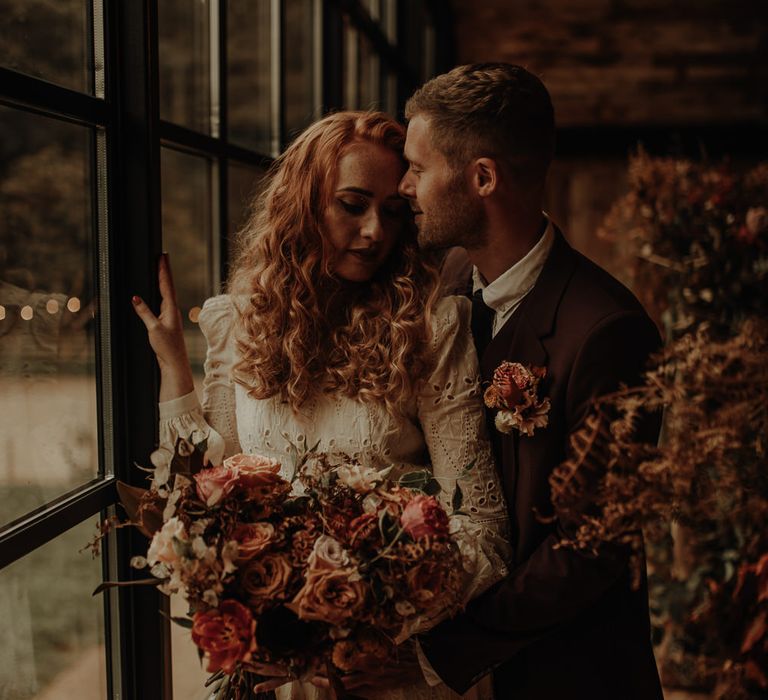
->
xmin=483 ymin=361 xmax=551 ymax=436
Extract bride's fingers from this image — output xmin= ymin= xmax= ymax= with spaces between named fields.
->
xmin=131 ymin=295 xmax=158 ymax=329
xmin=249 ymin=662 xmax=291 ymax=677
xmin=158 ymin=253 xmax=179 ymax=312
xmin=252 ymin=678 xmax=290 ymax=693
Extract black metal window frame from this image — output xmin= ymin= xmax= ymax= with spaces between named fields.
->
xmin=0 ymin=1 xmax=450 ymax=698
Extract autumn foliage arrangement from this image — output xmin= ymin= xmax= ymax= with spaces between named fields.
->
xmin=552 ymin=154 xmax=768 ymax=698
xmin=96 ymin=444 xmax=473 ymax=698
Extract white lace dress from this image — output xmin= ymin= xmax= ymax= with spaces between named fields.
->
xmin=158 ymin=294 xmax=511 ymax=700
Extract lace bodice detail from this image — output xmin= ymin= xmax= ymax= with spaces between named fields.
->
xmin=159 ymin=294 xmax=509 ymax=700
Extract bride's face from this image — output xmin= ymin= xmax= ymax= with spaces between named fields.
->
xmin=322 ymin=141 xmax=409 ymax=283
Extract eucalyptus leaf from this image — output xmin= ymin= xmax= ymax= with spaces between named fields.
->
xmin=398 ymin=469 xmax=431 ymax=491
xmin=423 ymin=478 xmax=441 ymax=496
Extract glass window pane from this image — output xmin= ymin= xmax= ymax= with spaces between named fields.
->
xmin=358 ymin=34 xmax=380 ymax=111
xmin=0 ymin=517 xmax=106 ymax=698
xmin=284 ymin=0 xmax=316 ymax=142
xmin=0 ymin=107 xmax=99 ymax=528
xmin=228 ymin=0 xmax=272 ymax=153
xmin=228 ymin=162 xmax=264 ymax=243
xmin=161 ymin=148 xmax=214 ymax=380
xmin=381 ymin=0 xmax=397 ymax=43
xmin=0 ymin=0 xmax=93 ymax=94
xmin=343 ymin=18 xmax=359 ymax=109
xmin=159 ymin=0 xmax=212 ymax=134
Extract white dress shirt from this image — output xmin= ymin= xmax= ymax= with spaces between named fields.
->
xmin=472 ymin=217 xmax=555 ymax=337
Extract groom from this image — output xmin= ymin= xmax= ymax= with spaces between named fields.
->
xmin=399 ymin=63 xmax=664 ymax=699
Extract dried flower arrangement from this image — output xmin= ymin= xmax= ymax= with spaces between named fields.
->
xmin=554 ymin=153 xmax=768 ymax=698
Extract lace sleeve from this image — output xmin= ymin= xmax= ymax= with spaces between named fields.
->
xmin=417 ymin=296 xmax=512 ymax=607
xmin=156 ymin=295 xmax=242 ymax=475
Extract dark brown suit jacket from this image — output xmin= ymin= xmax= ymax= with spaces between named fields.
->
xmin=423 ymin=229 xmax=664 ymax=699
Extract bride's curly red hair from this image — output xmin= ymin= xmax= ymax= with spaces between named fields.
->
xmin=228 ymin=111 xmax=440 ymax=415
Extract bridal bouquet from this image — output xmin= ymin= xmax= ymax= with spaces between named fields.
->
xmin=101 ymin=441 xmax=469 ymax=697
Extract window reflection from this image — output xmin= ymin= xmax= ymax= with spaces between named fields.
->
xmin=0 ymin=0 xmax=93 ymax=94
xmin=228 ymin=163 xmax=264 ymax=242
xmin=0 ymin=517 xmax=106 ymax=699
xmin=343 ymin=17 xmax=359 ymax=109
xmin=358 ymin=33 xmax=380 ymax=111
xmin=0 ymin=106 xmax=99 ymax=528
xmin=160 ymin=147 xmax=214 ymax=378
xmin=284 ymin=0 xmax=316 ymax=142
xmin=159 ymin=0 xmax=213 ymax=134
xmin=228 ymin=0 xmax=273 ymax=154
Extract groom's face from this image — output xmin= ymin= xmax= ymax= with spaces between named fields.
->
xmin=399 ymin=115 xmax=486 ymax=251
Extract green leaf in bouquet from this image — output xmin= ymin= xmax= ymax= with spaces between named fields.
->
xmin=452 ymin=483 xmax=464 ymax=513
xmin=159 ymin=608 xmax=195 ymax=629
xmin=423 ymin=478 xmax=442 ymax=496
xmin=398 ymin=469 xmax=432 ymax=491
xmin=459 ymin=459 xmax=477 ymax=478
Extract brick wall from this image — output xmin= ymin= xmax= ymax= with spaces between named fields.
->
xmin=452 ymin=0 xmax=768 ymax=127
xmin=451 ymin=1 xmax=767 ymax=285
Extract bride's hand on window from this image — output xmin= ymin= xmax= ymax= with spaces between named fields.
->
xmin=132 ymin=252 xmax=195 ymax=401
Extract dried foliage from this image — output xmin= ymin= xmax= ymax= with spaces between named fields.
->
xmin=555 ymin=153 xmax=768 ymax=697
xmin=598 ymin=151 xmax=768 ymax=335
xmin=552 ymin=319 xmax=768 ymax=695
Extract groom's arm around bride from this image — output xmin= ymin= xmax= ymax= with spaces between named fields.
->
xmin=400 ymin=64 xmax=665 ymax=699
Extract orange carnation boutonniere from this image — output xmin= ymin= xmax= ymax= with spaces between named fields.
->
xmin=484 ymin=361 xmax=551 ymax=436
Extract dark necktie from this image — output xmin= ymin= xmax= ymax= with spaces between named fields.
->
xmin=470 ymin=288 xmax=495 ymax=358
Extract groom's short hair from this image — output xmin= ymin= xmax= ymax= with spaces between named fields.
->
xmin=405 ymin=63 xmax=555 ymax=186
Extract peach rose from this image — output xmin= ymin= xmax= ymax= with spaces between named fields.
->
xmin=194 ymin=464 xmax=239 ymax=506
xmin=240 ymin=552 xmax=294 ymax=613
xmin=290 ymin=567 xmax=368 ymax=626
xmin=231 ymin=522 xmax=276 ymax=563
xmin=307 ymin=535 xmax=350 ymax=571
xmin=336 ymin=463 xmax=381 ymax=493
xmin=147 ymin=516 xmax=187 ymax=566
xmin=225 ymin=453 xmax=281 ymax=480
xmin=400 ymin=495 xmax=450 ymax=540
xmin=191 ymin=599 xmax=256 ymax=674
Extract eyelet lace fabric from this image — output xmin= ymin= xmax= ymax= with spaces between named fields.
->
xmin=159 ymin=294 xmax=511 ymax=700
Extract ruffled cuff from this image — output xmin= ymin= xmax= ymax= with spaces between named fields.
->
xmin=159 ymin=390 xmax=202 ymax=420
xmin=157 ymin=391 xmax=227 ymax=480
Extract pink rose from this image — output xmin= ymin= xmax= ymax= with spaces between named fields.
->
xmin=194 ymin=464 xmax=239 ymax=506
xmin=224 ymin=453 xmax=282 ymax=481
xmin=191 ymin=599 xmax=256 ymax=674
xmin=232 ymin=522 xmax=276 ymax=563
xmin=224 ymin=453 xmax=289 ymax=502
xmin=400 ymin=494 xmax=450 ymax=540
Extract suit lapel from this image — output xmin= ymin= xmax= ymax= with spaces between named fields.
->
xmin=480 ymin=227 xmax=577 ymax=372
xmin=478 ymin=228 xmax=578 ymax=491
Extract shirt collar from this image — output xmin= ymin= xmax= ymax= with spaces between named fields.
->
xmin=472 ymin=216 xmax=555 ymax=313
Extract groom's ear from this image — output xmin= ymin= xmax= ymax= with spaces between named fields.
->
xmin=470 ymin=158 xmax=499 ymax=198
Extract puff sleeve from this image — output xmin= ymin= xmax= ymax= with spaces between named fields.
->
xmin=156 ymin=294 xmax=241 ymax=470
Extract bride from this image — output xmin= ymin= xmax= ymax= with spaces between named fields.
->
xmin=132 ymin=111 xmax=510 ymax=699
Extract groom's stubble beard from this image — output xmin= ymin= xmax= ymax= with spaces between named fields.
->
xmin=416 ymin=170 xmax=488 ymax=252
